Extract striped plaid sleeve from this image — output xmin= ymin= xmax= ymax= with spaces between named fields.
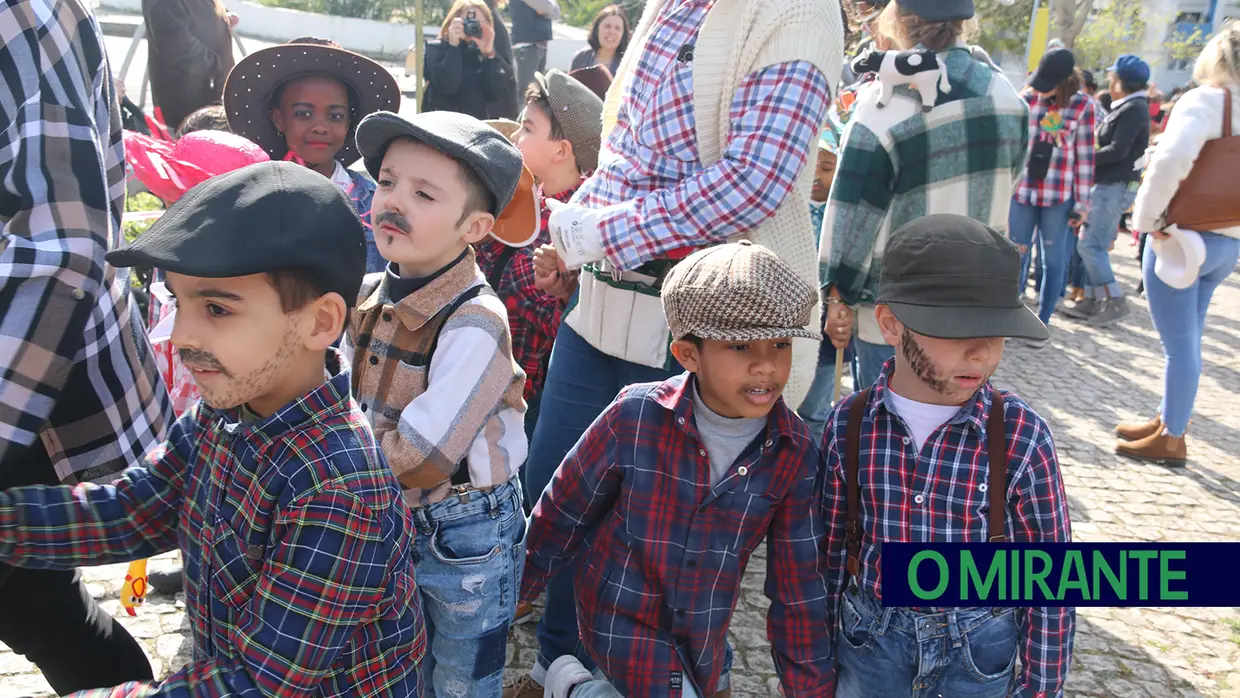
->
xmin=765 ymin=438 xmax=835 ymax=696
xmin=0 ymin=0 xmax=115 ymax=464
xmin=819 ymin=113 xmax=895 ymax=305
xmin=597 ymin=61 xmax=831 ymax=270
xmin=0 ymin=410 xmax=195 ymax=568
xmin=1005 ymin=397 xmax=1075 ymax=698
xmin=1073 ymin=99 xmax=1097 ymax=211
xmin=86 ymin=486 xmax=392 ymax=698
xmin=379 ymin=295 xmax=517 ymax=490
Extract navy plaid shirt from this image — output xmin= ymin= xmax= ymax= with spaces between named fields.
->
xmin=522 ymin=373 xmax=834 ymax=697
xmin=821 ymin=365 xmax=1074 ymax=698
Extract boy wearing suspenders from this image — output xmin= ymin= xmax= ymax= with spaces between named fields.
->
xmin=821 ymin=215 xmax=1075 ymax=698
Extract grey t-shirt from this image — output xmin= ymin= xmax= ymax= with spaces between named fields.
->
xmin=691 ymin=384 xmax=767 ymax=487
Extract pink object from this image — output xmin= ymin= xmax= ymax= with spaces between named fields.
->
xmin=124 ymin=129 xmax=269 ymax=203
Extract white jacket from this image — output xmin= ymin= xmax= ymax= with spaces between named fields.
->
xmin=1132 ymin=85 xmax=1240 ymax=239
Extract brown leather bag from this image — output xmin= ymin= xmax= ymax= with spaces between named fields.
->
xmin=1164 ymin=88 xmax=1240 ymax=231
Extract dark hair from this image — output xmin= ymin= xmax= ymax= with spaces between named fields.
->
xmin=455 ymin=160 xmax=493 ymax=224
xmin=881 ymin=3 xmax=972 ymax=52
xmin=1053 ymin=68 xmax=1083 ymax=110
xmin=681 ymin=333 xmax=704 ymax=348
xmin=1098 ymin=92 xmax=1113 ymax=110
xmin=587 ymin=5 xmax=631 ymax=57
xmin=523 ymin=82 xmax=567 ymax=142
xmin=267 ymin=269 xmax=328 ymax=312
xmin=177 ymin=105 xmax=230 ymax=138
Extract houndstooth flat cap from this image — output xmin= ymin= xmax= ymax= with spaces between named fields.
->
xmin=662 ymin=241 xmax=820 ymax=343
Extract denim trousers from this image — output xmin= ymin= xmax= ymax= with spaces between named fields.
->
xmin=569 ymin=669 xmax=731 ymax=698
xmin=798 ymin=337 xmax=857 ymax=444
xmin=1143 ymin=232 xmax=1240 ymax=436
xmin=1079 ymin=183 xmax=1137 ymax=299
xmin=855 ymin=339 xmax=895 ymax=391
xmin=1008 ymin=199 xmax=1073 ymax=325
xmin=525 ymin=323 xmax=681 ymax=672
xmin=411 ymin=478 xmax=526 ymax=698
xmin=514 ymin=43 xmax=547 ymax=110
xmin=836 ymin=587 xmax=1023 ymax=698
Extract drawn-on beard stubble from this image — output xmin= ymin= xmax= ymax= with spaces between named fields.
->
xmin=178 ymin=325 xmax=303 ymax=410
xmin=901 ymin=327 xmax=954 ymax=396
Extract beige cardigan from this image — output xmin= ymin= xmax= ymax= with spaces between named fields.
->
xmin=567 ymin=0 xmax=843 ymax=407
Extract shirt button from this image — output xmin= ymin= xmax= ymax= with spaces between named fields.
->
xmin=71 ymin=288 xmax=86 ymax=300
xmin=764 ymin=439 xmax=773 ymax=448
xmin=699 ymin=449 xmax=706 ymax=458
xmin=737 ymin=466 xmax=749 ymax=477
xmin=914 ymin=494 xmax=925 ymax=504
xmin=677 ymin=417 xmax=685 ymax=425
xmin=676 ymin=609 xmax=686 ymax=617
xmin=360 ymin=404 xmax=368 ymax=412
xmin=382 ymin=312 xmax=393 ymax=322
xmin=687 ymin=558 xmax=697 ymax=568
xmin=369 ymin=356 xmax=379 ymax=365
xmin=902 ymin=437 xmax=911 ymax=446
xmin=979 ymin=483 xmax=989 ymax=492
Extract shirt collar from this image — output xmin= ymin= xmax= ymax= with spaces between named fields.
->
xmin=204 ymin=348 xmax=353 ymax=439
xmin=1110 ymin=92 xmax=1145 ymax=110
xmin=651 ymin=372 xmax=803 ymax=445
xmin=330 ymin=161 xmax=353 ymax=191
xmin=356 ymin=246 xmax=482 ymax=332
xmin=869 ymin=361 xmax=994 ymax=437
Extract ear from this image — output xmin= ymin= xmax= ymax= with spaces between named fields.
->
xmin=669 ymin=339 xmax=701 ymax=373
xmin=554 ymin=139 xmax=575 ymax=167
xmin=270 ymin=106 xmax=286 ymax=135
xmin=304 ymin=292 xmax=349 ymax=351
xmin=875 ymin=304 xmax=903 ymax=348
xmin=460 ymin=211 xmax=496 ymax=245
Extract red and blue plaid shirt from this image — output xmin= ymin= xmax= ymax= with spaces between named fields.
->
xmin=521 ymin=374 xmax=834 ymax=697
xmin=0 ymin=352 xmax=425 ymax=697
xmin=1014 ymin=91 xmax=1097 ymax=212
xmin=572 ymin=0 xmax=830 ymax=269
xmin=821 ymin=365 xmax=1074 ymax=698
xmin=474 ymin=182 xmax=580 ymax=401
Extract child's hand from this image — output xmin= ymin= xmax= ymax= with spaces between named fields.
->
xmin=534 ymin=244 xmax=578 ymax=302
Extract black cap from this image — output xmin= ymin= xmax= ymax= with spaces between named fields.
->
xmin=107 ymin=161 xmax=367 ymax=303
xmin=1029 ymin=48 xmax=1076 ymax=94
xmin=894 ymin=0 xmax=974 ymax=21
xmin=355 ymin=110 xmax=522 ymax=216
xmin=877 ymin=214 xmax=1048 ymax=341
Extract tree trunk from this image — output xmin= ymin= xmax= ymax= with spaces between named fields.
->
xmin=1050 ymin=0 xmax=1095 ymax=49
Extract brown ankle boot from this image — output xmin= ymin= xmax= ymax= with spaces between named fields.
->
xmin=1115 ymin=416 xmax=1162 ymax=442
xmin=1116 ymin=431 xmax=1187 ymax=466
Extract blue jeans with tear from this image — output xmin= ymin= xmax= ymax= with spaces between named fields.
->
xmin=1079 ymin=183 xmax=1137 ymax=299
xmin=1009 ymin=199 xmax=1073 ymax=325
xmin=410 ymin=478 xmax=526 ymax=698
xmin=836 ymin=587 xmax=1025 ymax=698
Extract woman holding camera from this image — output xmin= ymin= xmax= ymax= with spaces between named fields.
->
xmin=422 ymin=0 xmax=517 ymax=119
xmin=569 ymin=4 xmax=630 ymax=76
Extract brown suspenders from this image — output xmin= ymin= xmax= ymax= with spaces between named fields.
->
xmin=843 ymin=387 xmax=1009 ymax=580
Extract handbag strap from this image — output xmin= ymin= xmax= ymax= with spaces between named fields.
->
xmin=987 ymin=388 xmax=1010 ymax=543
xmin=1224 ymin=88 xmax=1233 ymax=139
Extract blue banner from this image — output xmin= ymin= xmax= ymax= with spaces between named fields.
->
xmin=882 ymin=543 xmax=1240 ymax=607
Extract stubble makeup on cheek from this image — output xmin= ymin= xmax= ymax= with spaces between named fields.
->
xmin=901 ymin=328 xmax=952 ymax=396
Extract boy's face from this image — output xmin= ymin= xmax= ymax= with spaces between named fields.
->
xmin=671 ymin=337 xmax=793 ymax=419
xmin=811 ymin=148 xmax=837 ymax=203
xmin=371 ymin=138 xmax=493 ymax=276
xmin=166 ymin=272 xmax=343 ymax=417
xmin=514 ymin=104 xmax=572 ymax=183
xmin=876 ymin=305 xmax=1005 ymax=406
xmin=270 ymin=76 xmax=350 ymax=171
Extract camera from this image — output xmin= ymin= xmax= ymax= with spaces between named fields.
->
xmin=462 ymin=9 xmax=483 ymax=38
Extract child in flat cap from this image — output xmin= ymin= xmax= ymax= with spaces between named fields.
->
xmin=0 ymin=161 xmax=426 ymax=696
xmin=520 ymin=241 xmax=835 ymax=698
xmin=820 ymin=214 xmax=1072 ymax=698
xmin=349 ymin=109 xmax=528 ymax=697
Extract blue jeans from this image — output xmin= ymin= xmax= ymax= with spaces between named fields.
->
xmin=1079 ymin=183 xmax=1137 ymax=299
xmin=855 ymin=339 xmax=895 ymax=391
xmin=1143 ymin=232 xmax=1240 ymax=436
xmin=1009 ymin=199 xmax=1073 ymax=325
xmin=570 ymin=670 xmax=731 ymax=698
xmin=836 ymin=588 xmax=1024 ymax=698
xmin=1067 ymin=232 xmax=1085 ymax=290
xmin=798 ymin=338 xmax=857 ymax=443
xmin=526 ymin=323 xmax=681 ymax=672
xmin=411 ymin=479 xmax=526 ymax=698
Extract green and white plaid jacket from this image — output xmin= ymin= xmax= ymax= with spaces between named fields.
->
xmin=819 ymin=46 xmax=1030 ymax=322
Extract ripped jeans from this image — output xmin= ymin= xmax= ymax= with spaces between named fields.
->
xmin=410 ymin=478 xmax=527 ymax=698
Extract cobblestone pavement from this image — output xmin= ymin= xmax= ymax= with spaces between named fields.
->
xmin=2 ymin=254 xmax=1237 ymax=696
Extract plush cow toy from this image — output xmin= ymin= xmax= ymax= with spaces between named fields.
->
xmin=851 ymin=48 xmax=951 ymax=111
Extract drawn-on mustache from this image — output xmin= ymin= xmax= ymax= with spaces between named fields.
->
xmin=178 ymin=348 xmax=231 ymax=377
xmin=374 ymin=211 xmax=412 ymax=235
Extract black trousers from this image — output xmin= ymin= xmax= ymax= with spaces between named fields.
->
xmin=0 ymin=442 xmax=153 ymax=695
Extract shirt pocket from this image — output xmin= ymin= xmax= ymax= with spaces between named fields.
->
xmin=208 ymin=517 xmax=262 ymax=610
xmin=707 ymin=475 xmax=781 ymax=556
xmin=601 ymin=528 xmax=663 ymax=622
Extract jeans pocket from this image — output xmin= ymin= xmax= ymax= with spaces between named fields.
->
xmin=428 ymin=515 xmax=504 ymax=566
xmin=961 ymin=610 xmax=1019 ymax=681
xmin=837 ymin=591 xmax=876 ymax=654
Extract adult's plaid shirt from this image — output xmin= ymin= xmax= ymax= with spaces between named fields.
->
xmin=1013 ymin=91 xmax=1097 ymax=212
xmin=0 ymin=354 xmax=427 ymax=697
xmin=474 ymin=182 xmax=580 ymax=402
xmin=522 ymin=374 xmax=834 ymax=696
xmin=0 ymin=0 xmax=171 ymax=482
xmin=820 ymin=366 xmax=1074 ymax=698
xmin=819 ymin=46 xmax=1030 ymax=308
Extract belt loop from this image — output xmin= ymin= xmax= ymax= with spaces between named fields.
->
xmin=947 ymin=613 xmax=963 ymax=648
xmin=486 ymin=487 xmax=500 ymax=518
xmin=411 ymin=505 xmax=430 ymax=530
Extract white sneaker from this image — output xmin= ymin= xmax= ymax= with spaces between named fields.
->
xmin=544 ymin=656 xmax=593 ymax=698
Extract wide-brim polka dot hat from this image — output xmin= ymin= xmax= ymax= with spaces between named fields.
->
xmin=223 ymin=40 xmax=401 ymax=166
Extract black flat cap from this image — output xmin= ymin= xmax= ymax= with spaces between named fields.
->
xmin=894 ymin=0 xmax=974 ymax=21
xmin=1029 ymin=48 xmax=1076 ymax=94
xmin=107 ymin=161 xmax=366 ymax=303
xmin=355 ymin=110 xmax=522 ymax=216
xmin=877 ymin=214 xmax=1048 ymax=341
